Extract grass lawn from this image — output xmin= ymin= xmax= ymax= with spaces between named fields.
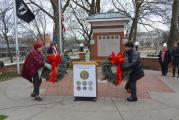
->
xmin=0 ymin=115 xmax=8 ymax=120
xmin=0 ymin=72 xmax=19 ymax=82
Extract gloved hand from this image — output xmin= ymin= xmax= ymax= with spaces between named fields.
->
xmin=44 ymin=63 xmax=52 ymax=70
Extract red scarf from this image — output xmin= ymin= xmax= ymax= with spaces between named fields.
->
xmin=161 ymin=48 xmax=166 ymax=62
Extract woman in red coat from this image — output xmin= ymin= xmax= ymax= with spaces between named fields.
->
xmin=21 ymin=42 xmax=45 ymax=101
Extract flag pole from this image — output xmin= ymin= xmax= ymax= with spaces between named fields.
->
xmin=58 ymin=0 xmax=63 ymax=55
xmin=13 ymin=0 xmax=20 ymax=74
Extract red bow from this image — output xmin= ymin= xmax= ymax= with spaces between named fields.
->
xmin=109 ymin=52 xmax=124 ymax=86
xmin=48 ymin=54 xmax=60 ymax=83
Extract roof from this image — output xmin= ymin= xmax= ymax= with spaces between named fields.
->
xmin=87 ymin=12 xmax=130 ymax=23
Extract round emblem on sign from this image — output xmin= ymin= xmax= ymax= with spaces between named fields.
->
xmin=83 ymin=87 xmax=87 ymax=91
xmin=77 ymin=86 xmax=81 ymax=91
xmin=82 ymin=81 xmax=87 ymax=85
xmin=76 ymin=81 xmax=81 ymax=85
xmin=80 ymin=70 xmax=89 ymax=80
xmin=88 ymin=81 xmax=93 ymax=86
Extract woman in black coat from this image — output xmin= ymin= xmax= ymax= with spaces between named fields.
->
xmin=171 ymin=42 xmax=179 ymax=77
xmin=122 ymin=42 xmax=144 ymax=102
xmin=159 ymin=43 xmax=171 ymax=76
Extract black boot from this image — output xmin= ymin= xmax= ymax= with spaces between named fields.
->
xmin=129 ymin=81 xmax=137 ymax=102
xmin=125 ymin=82 xmax=131 ymax=93
xmin=35 ymin=96 xmax=42 ymax=101
xmin=31 ymin=93 xmax=36 ymax=97
xmin=127 ymin=97 xmax=137 ymax=102
xmin=173 ymin=69 xmax=175 ymax=77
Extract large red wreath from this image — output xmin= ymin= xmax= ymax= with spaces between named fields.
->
xmin=47 ymin=53 xmax=60 ymax=83
xmin=109 ymin=52 xmax=124 ymax=86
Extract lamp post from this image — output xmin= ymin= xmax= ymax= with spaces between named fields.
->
xmin=134 ymin=42 xmax=140 ymax=57
xmin=134 ymin=42 xmax=139 ymax=51
xmin=79 ymin=43 xmax=84 ymax=52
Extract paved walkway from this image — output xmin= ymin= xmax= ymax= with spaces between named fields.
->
xmin=0 ymin=69 xmax=179 ymax=120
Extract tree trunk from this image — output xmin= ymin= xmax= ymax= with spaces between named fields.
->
xmin=168 ymin=0 xmax=179 ymax=49
xmin=128 ymin=16 xmax=138 ymax=42
xmin=2 ymin=12 xmax=13 ymax=63
xmin=128 ymin=1 xmax=141 ymax=42
xmin=5 ymin=36 xmax=13 ymax=63
xmin=54 ymin=16 xmax=61 ymax=52
xmin=51 ymin=0 xmax=61 ymax=52
xmin=96 ymin=0 xmax=100 ymax=13
xmin=90 ymin=0 xmax=96 ymax=15
xmin=132 ymin=23 xmax=138 ymax=42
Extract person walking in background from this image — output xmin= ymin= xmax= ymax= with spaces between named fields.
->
xmin=171 ymin=42 xmax=179 ymax=77
xmin=47 ymin=43 xmax=54 ymax=55
xmin=159 ymin=43 xmax=171 ymax=76
xmin=122 ymin=42 xmax=144 ymax=102
xmin=47 ymin=43 xmax=58 ymax=55
xmin=21 ymin=41 xmax=45 ymax=101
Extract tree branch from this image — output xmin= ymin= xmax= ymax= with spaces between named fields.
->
xmin=112 ymin=0 xmax=133 ymax=19
xmin=72 ymin=0 xmax=90 ymax=14
xmin=139 ymin=20 xmax=163 ymax=32
xmin=29 ymin=0 xmax=53 ymax=19
xmin=62 ymin=0 xmax=70 ymax=11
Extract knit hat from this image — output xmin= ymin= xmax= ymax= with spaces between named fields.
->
xmin=163 ymin=43 xmax=167 ymax=47
xmin=34 ymin=41 xmax=43 ymax=49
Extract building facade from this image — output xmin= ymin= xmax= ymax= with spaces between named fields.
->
xmin=87 ymin=12 xmax=130 ymax=62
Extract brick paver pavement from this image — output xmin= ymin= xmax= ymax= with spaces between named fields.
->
xmin=40 ymin=69 xmax=174 ymax=99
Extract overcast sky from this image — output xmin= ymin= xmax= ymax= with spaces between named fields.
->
xmin=1 ymin=0 xmax=171 ymax=40
xmin=22 ymin=0 xmax=172 ymax=35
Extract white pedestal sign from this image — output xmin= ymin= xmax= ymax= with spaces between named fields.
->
xmin=73 ymin=62 xmax=97 ymax=99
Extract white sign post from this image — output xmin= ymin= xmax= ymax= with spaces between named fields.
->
xmin=73 ymin=62 xmax=97 ymax=101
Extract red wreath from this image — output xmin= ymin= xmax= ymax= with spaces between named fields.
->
xmin=47 ymin=53 xmax=60 ymax=83
xmin=109 ymin=52 xmax=124 ymax=86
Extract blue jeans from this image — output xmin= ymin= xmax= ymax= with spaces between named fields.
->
xmin=32 ymin=73 xmax=42 ymax=96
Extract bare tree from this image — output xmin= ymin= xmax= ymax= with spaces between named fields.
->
xmin=112 ymin=0 xmax=172 ymax=42
xmin=153 ymin=38 xmax=160 ymax=53
xmin=31 ymin=1 xmax=49 ymax=43
xmin=168 ymin=0 xmax=179 ymax=49
xmin=20 ymin=6 xmax=49 ymax=43
xmin=139 ymin=40 xmax=144 ymax=50
xmin=28 ymin=0 xmax=70 ymax=51
xmin=20 ymin=32 xmax=36 ymax=47
xmin=145 ymin=41 xmax=152 ymax=48
xmin=68 ymin=0 xmax=101 ymax=52
xmin=0 ymin=1 xmax=13 ymax=63
xmin=72 ymin=0 xmax=100 ymax=15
